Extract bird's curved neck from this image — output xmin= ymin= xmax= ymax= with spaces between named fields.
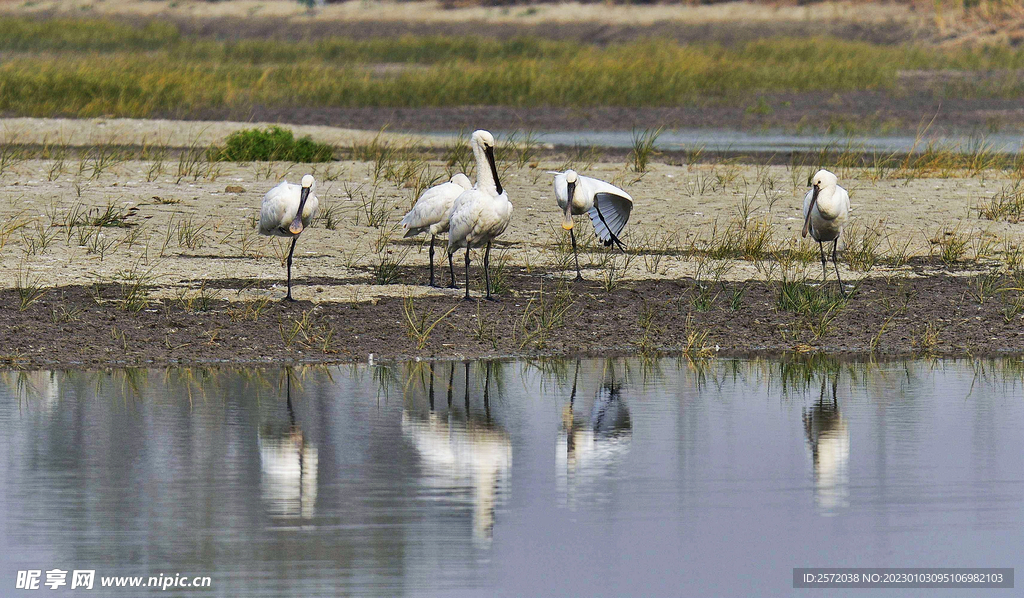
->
xmin=815 ymin=185 xmax=840 ymax=218
xmin=473 ymin=142 xmax=501 ymax=196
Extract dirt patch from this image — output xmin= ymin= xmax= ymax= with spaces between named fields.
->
xmin=1 ymin=269 xmax=1021 ymax=369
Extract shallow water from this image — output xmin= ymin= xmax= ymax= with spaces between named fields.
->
xmin=1 ymin=358 xmax=1021 ymax=597
xmin=455 ymin=129 xmax=1024 ymax=154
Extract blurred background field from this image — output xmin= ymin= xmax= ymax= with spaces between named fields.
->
xmin=2 ymin=1 xmax=1024 ymax=134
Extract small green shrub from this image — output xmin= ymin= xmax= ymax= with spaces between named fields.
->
xmin=211 ymin=126 xmax=334 ymax=163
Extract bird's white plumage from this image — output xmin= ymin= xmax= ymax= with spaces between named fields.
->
xmin=401 ymin=173 xmax=472 ymax=237
xmin=551 ymin=170 xmax=633 ymax=244
xmin=448 ymin=131 xmax=513 ymax=251
xmin=259 ymin=179 xmax=320 ymax=238
xmin=802 ymin=169 xmax=849 ymax=243
xmin=448 ymin=188 xmax=513 ymax=250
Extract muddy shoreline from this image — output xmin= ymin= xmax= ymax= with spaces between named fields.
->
xmin=3 ymin=268 xmax=1023 ymax=370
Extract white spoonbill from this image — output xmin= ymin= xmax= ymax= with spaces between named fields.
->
xmin=802 ymin=169 xmax=849 ymax=294
xmin=448 ymin=130 xmax=513 ymax=301
xmin=551 ymin=169 xmax=633 ymax=280
xmin=401 ymin=173 xmax=473 ymax=287
xmin=259 ymin=174 xmax=319 ymax=301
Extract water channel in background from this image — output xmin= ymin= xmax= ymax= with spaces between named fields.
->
xmin=1 ymin=357 xmax=1021 ymax=597
xmin=427 ymin=130 xmax=1024 ymax=155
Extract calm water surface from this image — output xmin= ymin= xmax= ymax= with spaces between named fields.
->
xmin=435 ymin=130 xmax=1024 ymax=155
xmin=1 ymin=358 xmax=1021 ymax=597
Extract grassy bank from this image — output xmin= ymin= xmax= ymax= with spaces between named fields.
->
xmin=3 ymin=17 xmax=1024 ymax=118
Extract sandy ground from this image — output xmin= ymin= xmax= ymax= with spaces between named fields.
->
xmin=0 ymin=121 xmax=1019 ymax=304
xmin=0 ymin=117 xmax=441 ymax=150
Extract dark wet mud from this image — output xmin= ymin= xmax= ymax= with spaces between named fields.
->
xmin=2 ymin=268 xmax=1023 ymax=369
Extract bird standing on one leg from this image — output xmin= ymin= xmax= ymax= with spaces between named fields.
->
xmin=401 ymin=174 xmax=472 ymax=288
xmin=802 ymin=169 xmax=850 ymax=295
xmin=448 ymin=130 xmax=513 ymax=301
xmin=551 ymin=169 xmax=633 ymax=281
xmin=259 ymin=174 xmax=319 ymax=301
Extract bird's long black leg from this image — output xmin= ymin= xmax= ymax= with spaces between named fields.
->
xmin=818 ymin=241 xmax=828 ymax=284
xmin=832 ymin=239 xmax=846 ymax=297
xmin=570 ymin=227 xmax=583 ymax=281
xmin=428 ymin=235 xmax=437 ymax=287
xmin=463 ymin=248 xmax=472 ymax=301
xmin=447 ymin=247 xmax=457 ymax=289
xmin=484 ymin=241 xmax=495 ymax=300
xmin=285 ymin=236 xmax=298 ymax=302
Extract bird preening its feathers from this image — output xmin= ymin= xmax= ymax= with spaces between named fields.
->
xmin=401 ymin=173 xmax=473 ymax=288
xmin=551 ymin=169 xmax=633 ymax=280
xmin=259 ymin=174 xmax=319 ymax=301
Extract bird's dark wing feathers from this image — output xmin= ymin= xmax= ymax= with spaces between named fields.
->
xmin=588 ymin=192 xmax=632 ymax=251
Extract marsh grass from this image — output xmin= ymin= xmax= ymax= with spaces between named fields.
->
xmin=314 ymin=203 xmax=341 ymax=230
xmin=15 ymin=270 xmax=47 ymax=311
xmin=636 ymin=301 xmax=661 ymax=356
xmin=347 ymin=182 xmax=391 ymax=228
xmin=688 ymin=255 xmax=732 ymax=312
xmin=777 ymin=272 xmax=850 ymax=317
xmin=912 ymin=321 xmax=942 ymax=353
xmin=402 ymin=297 xmax=458 ymax=350
xmin=488 ymin=248 xmax=513 ymax=296
xmin=113 ymin=264 xmax=156 ymax=313
xmin=515 ymin=281 xmax=575 ymax=350
xmin=280 ymin=309 xmax=336 ymax=353
xmin=0 ymin=214 xmax=28 ymax=249
xmin=979 ymin=175 xmax=1024 ymax=222
xmin=19 ymin=220 xmax=57 ymax=257
xmin=176 ymin=215 xmax=208 ymax=250
xmin=61 ymin=202 xmax=135 ymax=229
xmin=372 ymin=225 xmax=408 ymax=285
xmin=498 ymin=129 xmax=541 ymax=173
xmin=15 ymin=23 xmax=1024 ymax=117
xmin=843 ymin=221 xmax=882 ymax=272
xmin=0 ymin=133 xmax=26 ymax=175
xmin=682 ymin=314 xmax=713 ymax=359
xmin=932 ymin=224 xmax=970 ymax=266
xmin=176 ymin=283 xmax=217 ymax=313
xmin=629 ymin=127 xmax=662 ymax=174
xmin=228 ymin=297 xmax=271 ymax=323
xmin=634 ymin=230 xmax=677 ymax=275
xmin=442 ymin=131 xmax=474 ymax=178
xmin=557 ymin=143 xmax=604 ymax=173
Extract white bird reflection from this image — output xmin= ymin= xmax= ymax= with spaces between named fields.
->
xmin=258 ymin=370 xmax=318 ymax=520
xmin=402 ymin=362 xmax=512 ymax=547
xmin=803 ymin=375 xmax=850 ymax=513
xmin=557 ymin=360 xmax=632 ymax=510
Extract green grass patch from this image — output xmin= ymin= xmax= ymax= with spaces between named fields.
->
xmin=210 ymin=126 xmax=334 ymax=163
xmin=777 ymin=278 xmax=849 ymax=316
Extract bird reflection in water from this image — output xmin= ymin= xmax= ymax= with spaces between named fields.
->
xmin=402 ymin=361 xmax=512 ymax=547
xmin=557 ymin=359 xmax=632 ymax=510
xmin=803 ymin=374 xmax=850 ymax=513
xmin=258 ymin=368 xmax=318 ymax=520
